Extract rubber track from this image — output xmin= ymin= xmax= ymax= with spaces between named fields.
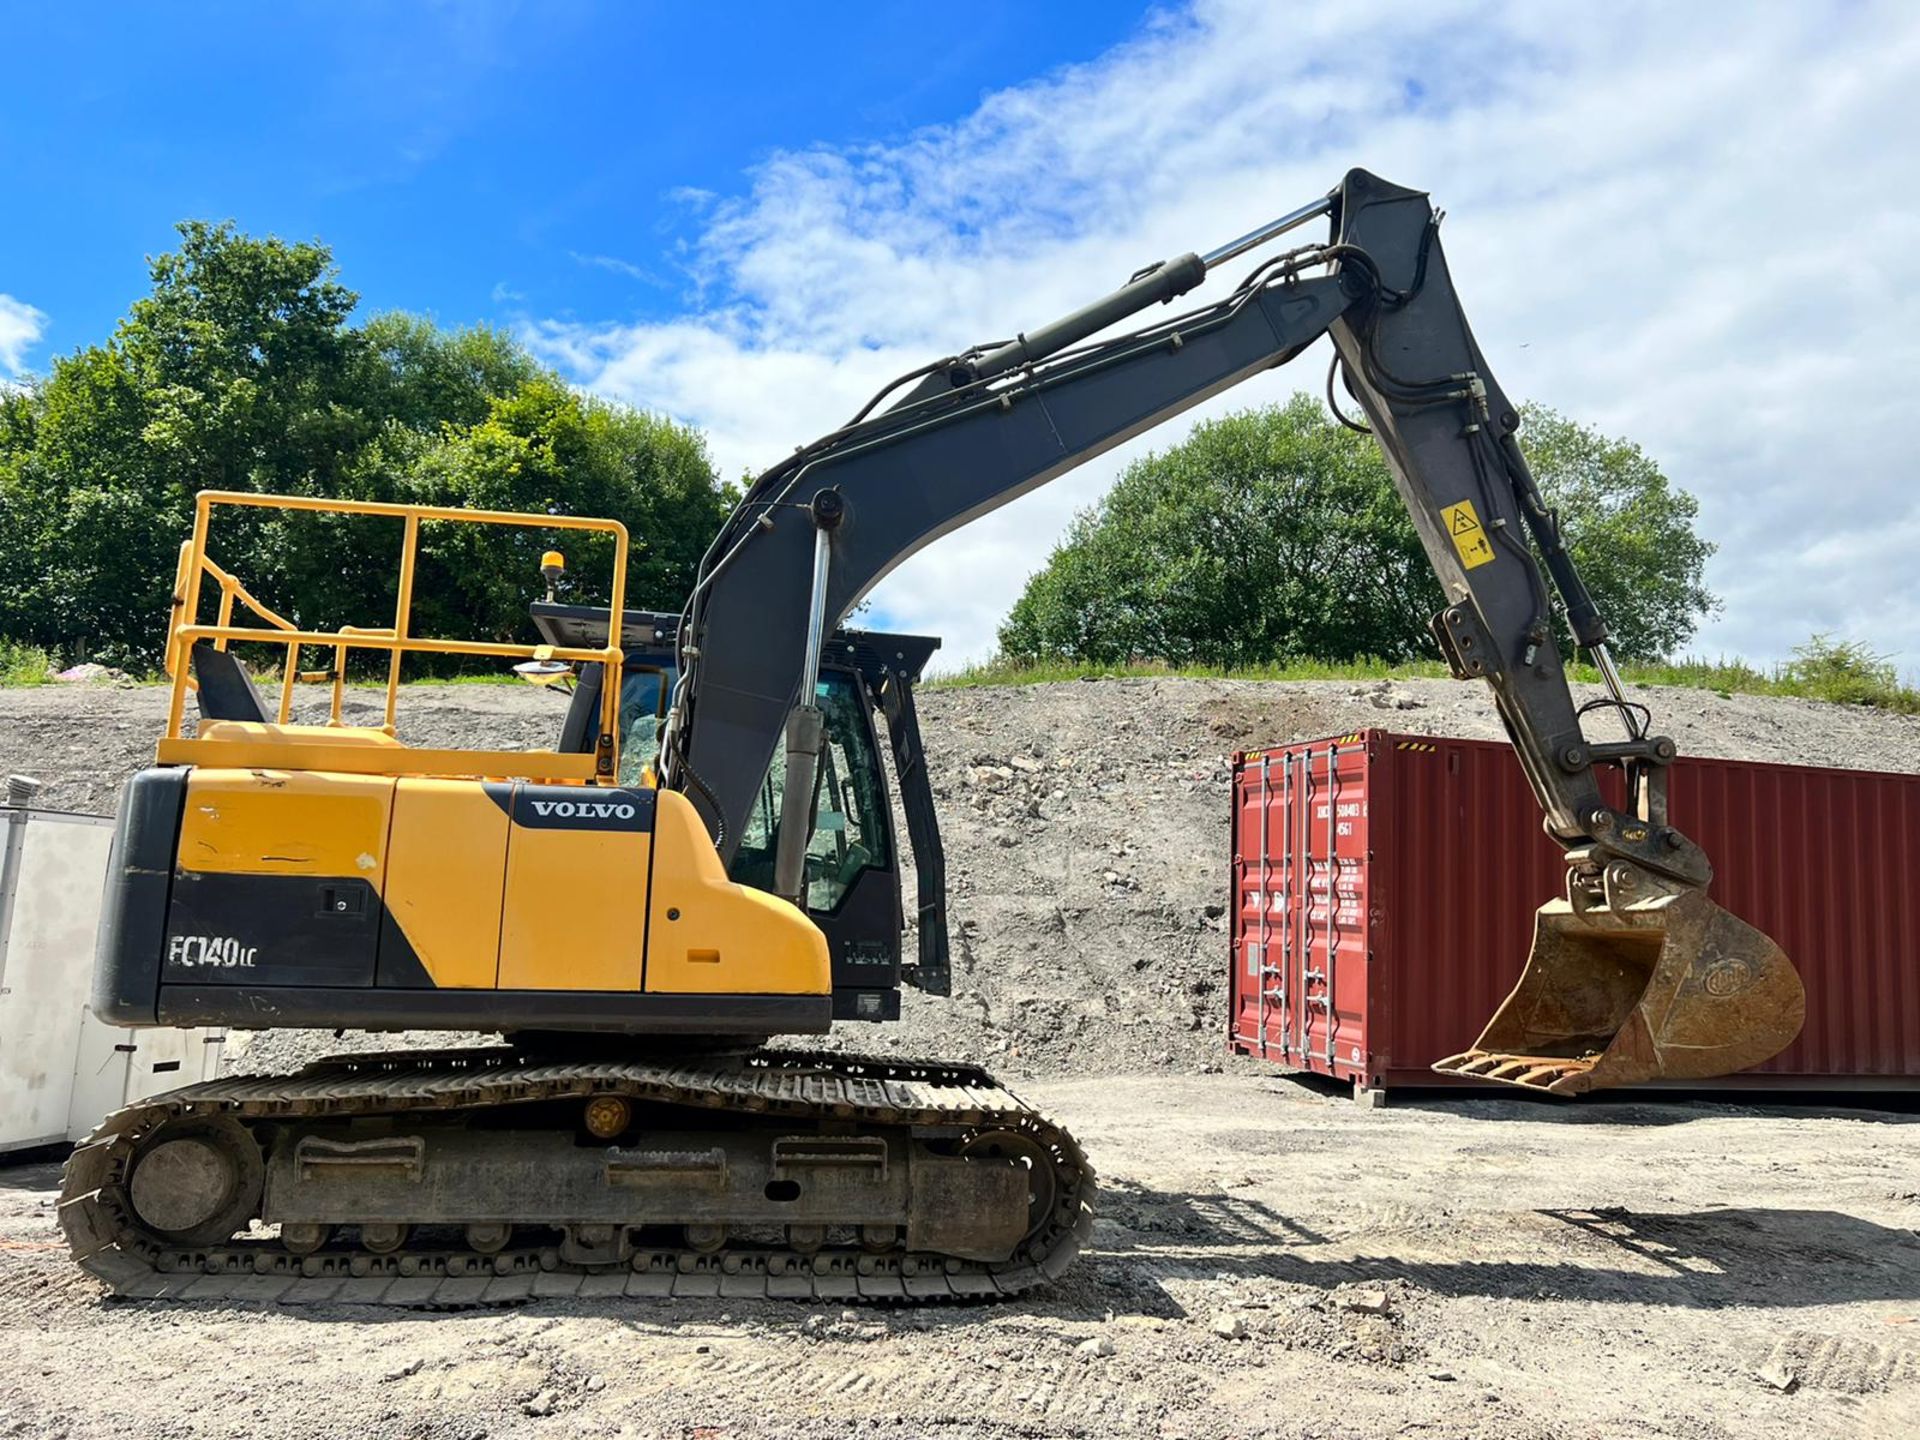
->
xmin=57 ymin=1047 xmax=1095 ymax=1307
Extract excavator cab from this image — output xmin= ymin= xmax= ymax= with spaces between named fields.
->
xmin=531 ymin=602 xmax=951 ymax=1021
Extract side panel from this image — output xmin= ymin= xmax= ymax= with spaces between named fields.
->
xmin=1233 ymin=730 xmax=1920 ymax=1089
xmin=0 ymin=806 xmax=225 ymax=1149
xmin=1656 ymin=757 xmax=1920 ymax=1080
xmin=66 ymin=1008 xmax=135 ymax=1139
xmin=166 ymin=770 xmax=394 ymax=988
xmin=69 ymin=1012 xmax=227 ymax=1137
xmin=1376 ymin=740 xmax=1920 ymax=1086
xmin=647 ymin=789 xmax=830 ymax=996
xmin=0 ymin=813 xmax=115 ymax=1148
xmin=1368 ymin=735 xmax=1551 ymax=1086
xmin=497 ymin=784 xmax=653 ymax=992
xmin=381 ymin=779 xmax=509 ymax=988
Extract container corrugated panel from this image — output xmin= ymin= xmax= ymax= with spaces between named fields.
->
xmin=1229 ymin=730 xmax=1920 ymax=1090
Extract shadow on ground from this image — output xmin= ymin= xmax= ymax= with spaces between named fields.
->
xmin=1264 ymin=1068 xmax=1920 ymax=1126
xmin=1090 ymin=1175 xmax=1920 ymax=1312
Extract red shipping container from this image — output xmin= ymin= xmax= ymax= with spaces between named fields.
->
xmin=1228 ymin=729 xmax=1920 ymax=1092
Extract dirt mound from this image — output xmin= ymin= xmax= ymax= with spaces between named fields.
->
xmin=4 ymin=676 xmax=1916 ymax=1081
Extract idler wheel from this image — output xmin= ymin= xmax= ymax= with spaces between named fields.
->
xmin=125 ymin=1116 xmax=262 ymax=1248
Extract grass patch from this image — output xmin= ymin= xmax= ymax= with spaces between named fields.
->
xmin=0 ymin=640 xmax=57 ymax=686
xmin=934 ymin=636 xmax=1920 ymax=715
xmin=930 ymin=656 xmax=1451 ymax=688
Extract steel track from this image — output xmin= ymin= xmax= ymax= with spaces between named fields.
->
xmin=58 ymin=1047 xmax=1094 ymax=1306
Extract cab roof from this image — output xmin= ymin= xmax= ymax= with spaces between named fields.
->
xmin=529 ymin=602 xmax=942 ymax=684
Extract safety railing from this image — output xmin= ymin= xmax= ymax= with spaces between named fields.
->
xmin=158 ymin=490 xmax=628 ymax=783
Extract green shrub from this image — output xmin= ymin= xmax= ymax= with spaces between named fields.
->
xmin=0 ymin=640 xmax=56 ymax=686
xmin=1777 ymin=634 xmax=1919 ymax=712
xmin=936 ymin=636 xmax=1920 ymax=715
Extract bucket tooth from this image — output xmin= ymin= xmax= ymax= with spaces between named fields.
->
xmin=1517 ymin=1063 xmax=1574 ymax=1088
xmin=1433 ymin=880 xmax=1803 ymax=1095
xmin=1433 ymin=1051 xmax=1497 ymax=1076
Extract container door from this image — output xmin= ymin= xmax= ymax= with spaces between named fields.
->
xmin=1293 ymin=739 xmax=1371 ymax=1078
xmin=1232 ymin=751 xmax=1301 ymax=1062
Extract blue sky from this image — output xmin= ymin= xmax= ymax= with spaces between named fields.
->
xmin=5 ymin=2 xmax=1918 ymax=675
xmin=3 ymin=2 xmax=1147 ymax=348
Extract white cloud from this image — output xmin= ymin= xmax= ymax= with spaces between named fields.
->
xmin=568 ymin=251 xmax=665 ymax=287
xmin=530 ymin=0 xmax=1920 ymax=675
xmin=0 ymin=294 xmax=48 ymax=377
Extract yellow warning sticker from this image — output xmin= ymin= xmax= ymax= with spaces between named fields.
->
xmin=1443 ymin=498 xmax=1496 ymax=570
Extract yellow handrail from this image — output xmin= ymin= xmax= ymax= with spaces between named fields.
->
xmin=163 ymin=490 xmax=629 ymax=782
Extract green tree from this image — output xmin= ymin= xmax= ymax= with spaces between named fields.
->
xmin=392 ymin=379 xmax=728 ymax=648
xmin=0 ymin=222 xmax=730 ymax=669
xmin=1517 ymin=406 xmax=1718 ymax=660
xmin=997 ymin=396 xmax=1716 ymax=666
xmin=999 ymin=395 xmax=1431 ymax=667
xmin=0 ymin=222 xmax=369 ymax=663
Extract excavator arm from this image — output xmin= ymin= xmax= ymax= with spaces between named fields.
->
xmin=662 ymin=168 xmax=1803 ymax=1094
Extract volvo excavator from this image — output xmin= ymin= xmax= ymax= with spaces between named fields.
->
xmin=60 ymin=170 xmax=1805 ymax=1304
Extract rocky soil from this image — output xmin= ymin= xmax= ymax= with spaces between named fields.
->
xmin=5 ymin=674 xmax=1917 ymax=1080
xmin=0 ymin=677 xmax=1916 ymax=1439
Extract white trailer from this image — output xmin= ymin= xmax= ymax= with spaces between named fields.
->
xmin=1 ymin=782 xmax=223 ymax=1153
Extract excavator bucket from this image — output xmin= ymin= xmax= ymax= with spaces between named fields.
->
xmin=1432 ymin=884 xmax=1804 ymax=1096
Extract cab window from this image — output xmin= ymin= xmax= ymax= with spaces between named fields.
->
xmin=729 ymin=671 xmax=890 ymax=913
xmin=616 ymin=667 xmax=672 ymax=785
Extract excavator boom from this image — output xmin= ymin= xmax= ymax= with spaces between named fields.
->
xmin=661 ymin=167 xmax=1803 ymax=1094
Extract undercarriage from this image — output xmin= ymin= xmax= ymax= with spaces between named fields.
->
xmin=58 ymin=1048 xmax=1093 ymax=1305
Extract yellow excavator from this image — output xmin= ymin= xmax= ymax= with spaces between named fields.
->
xmin=60 ymin=170 xmax=1804 ymax=1304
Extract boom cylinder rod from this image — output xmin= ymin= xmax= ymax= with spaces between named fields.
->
xmin=1200 ymin=196 xmax=1334 ymax=270
xmin=797 ymin=519 xmax=833 ymax=689
xmin=1590 ymin=643 xmax=1646 ymax=739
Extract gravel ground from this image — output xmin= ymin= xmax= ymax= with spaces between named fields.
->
xmin=0 ymin=677 xmax=1916 ymax=1439
xmin=2 ymin=1075 xmax=1916 ymax=1440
